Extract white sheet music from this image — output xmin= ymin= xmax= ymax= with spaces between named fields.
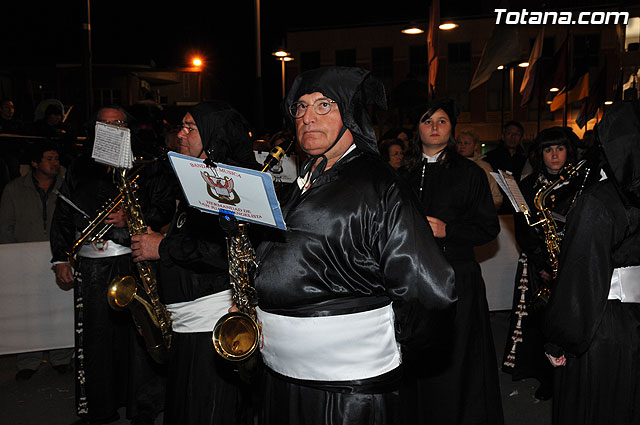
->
xmin=92 ymin=122 xmax=133 ymax=168
xmin=491 ymin=170 xmax=530 ymax=214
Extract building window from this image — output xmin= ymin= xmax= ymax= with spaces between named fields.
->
xmin=371 ymin=47 xmax=393 ymax=79
xmin=486 ymin=69 xmax=511 ymax=113
xmin=409 ymin=45 xmax=428 ymax=79
xmin=336 ymin=49 xmax=356 ymax=67
xmin=447 ymin=42 xmax=471 ymax=112
xmin=573 ymin=34 xmax=600 ymax=74
xmin=94 ymin=88 xmax=122 ymax=108
xmin=448 ymin=42 xmax=471 ymax=64
xmin=300 ymin=51 xmax=321 ymax=72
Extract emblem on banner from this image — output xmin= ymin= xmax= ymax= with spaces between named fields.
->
xmin=201 ymin=171 xmax=241 ymax=205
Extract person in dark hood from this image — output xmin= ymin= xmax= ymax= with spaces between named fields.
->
xmin=253 ymin=66 xmax=456 ymax=425
xmin=502 ymin=126 xmax=587 ymax=402
xmin=50 ymin=106 xmax=176 ymax=425
xmin=402 ymin=98 xmax=503 ymax=425
xmin=131 ymin=101 xmax=258 ymax=425
xmin=544 ymin=100 xmax=640 ymax=425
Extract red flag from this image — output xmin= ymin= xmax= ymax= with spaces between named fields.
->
xmin=427 ymin=0 xmax=439 ymax=98
xmin=550 ymin=72 xmax=589 ymax=112
xmin=576 ymin=65 xmax=606 ymax=128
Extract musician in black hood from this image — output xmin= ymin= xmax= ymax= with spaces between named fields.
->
xmin=544 ymin=100 xmax=640 ymax=425
xmin=50 ymin=106 xmax=176 ymax=425
xmin=131 ymin=101 xmax=259 ymax=425
xmin=253 ymin=66 xmax=456 ymax=425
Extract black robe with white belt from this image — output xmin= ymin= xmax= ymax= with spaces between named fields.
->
xmin=254 ymin=147 xmax=456 ymax=425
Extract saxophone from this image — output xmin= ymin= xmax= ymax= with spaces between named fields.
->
xmin=106 ymin=168 xmax=172 ymax=364
xmin=212 ymin=140 xmax=294 ymax=362
xmin=523 ymin=159 xmax=588 ymax=305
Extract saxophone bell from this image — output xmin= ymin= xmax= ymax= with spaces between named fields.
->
xmin=107 ymin=275 xmax=169 ymax=364
xmin=213 ymin=311 xmax=260 ymax=361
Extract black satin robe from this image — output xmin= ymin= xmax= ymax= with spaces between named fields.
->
xmin=502 ymin=170 xmax=582 ymax=384
xmin=49 ymin=157 xmax=176 ymax=422
xmin=157 ymin=200 xmax=250 ymax=425
xmin=544 ymin=180 xmax=640 ymax=425
xmin=254 ymin=148 xmax=456 ymax=425
xmin=404 ymin=150 xmax=504 ymax=425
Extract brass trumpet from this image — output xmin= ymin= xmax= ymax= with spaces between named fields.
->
xmin=67 ymin=174 xmax=140 ymax=264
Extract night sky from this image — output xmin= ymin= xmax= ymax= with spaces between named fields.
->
xmin=3 ymin=1 xmax=433 ymax=129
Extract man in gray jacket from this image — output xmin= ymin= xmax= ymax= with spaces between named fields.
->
xmin=0 ymin=141 xmax=73 ymax=380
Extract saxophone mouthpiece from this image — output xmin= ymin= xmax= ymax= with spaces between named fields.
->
xmin=262 ymin=138 xmax=295 ymax=173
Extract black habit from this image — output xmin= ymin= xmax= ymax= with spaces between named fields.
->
xmin=255 ymin=148 xmax=456 ymax=425
xmin=404 ymin=148 xmax=504 ymax=425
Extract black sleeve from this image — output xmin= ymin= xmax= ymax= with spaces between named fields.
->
xmin=138 ymin=161 xmax=178 ymax=232
xmin=50 ymin=163 xmax=82 ymax=263
xmin=445 ymin=164 xmax=500 ymax=248
xmin=158 ymin=206 xmax=229 ymax=274
xmin=377 ymin=183 xmax=457 ymax=352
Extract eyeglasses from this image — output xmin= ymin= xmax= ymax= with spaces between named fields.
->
xmin=99 ymin=119 xmax=127 ymax=128
xmin=179 ymin=123 xmax=198 ymax=134
xmin=288 ymin=98 xmax=337 ymax=118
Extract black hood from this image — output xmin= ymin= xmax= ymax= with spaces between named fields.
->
xmin=597 ymin=100 xmax=640 ymax=207
xmin=284 ymin=66 xmax=387 ymax=155
xmin=190 ymin=101 xmax=260 ymax=169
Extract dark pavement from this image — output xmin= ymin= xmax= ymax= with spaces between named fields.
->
xmin=1 ymin=311 xmax=551 ymax=425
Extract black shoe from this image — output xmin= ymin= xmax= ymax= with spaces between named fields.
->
xmin=53 ymin=364 xmax=70 ymax=375
xmin=15 ymin=369 xmax=36 ymax=381
xmin=535 ymin=382 xmax=553 ymax=401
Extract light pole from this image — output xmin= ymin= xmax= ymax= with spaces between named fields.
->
xmin=272 ymin=50 xmax=293 ymax=99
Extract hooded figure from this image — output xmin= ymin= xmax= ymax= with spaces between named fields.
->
xmin=544 ymin=100 xmax=640 ymax=425
xmin=597 ymin=100 xmax=640 ymax=208
xmin=284 ymin=66 xmax=387 ymax=180
xmin=190 ymin=101 xmax=260 ymax=169
xmin=254 ymin=67 xmax=456 ymax=425
xmin=129 ymin=101 xmax=258 ymax=425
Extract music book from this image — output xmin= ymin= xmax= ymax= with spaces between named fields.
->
xmin=168 ymin=151 xmax=286 ymax=230
xmin=490 ymin=170 xmax=530 ymax=214
xmin=91 ymin=122 xmax=133 ymax=168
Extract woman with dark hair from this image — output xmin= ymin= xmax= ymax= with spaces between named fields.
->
xmin=379 ymin=138 xmax=405 ymax=170
xmin=402 ymin=99 xmax=503 ymax=425
xmin=502 ymin=126 xmax=583 ymax=401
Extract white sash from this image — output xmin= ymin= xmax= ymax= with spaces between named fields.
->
xmin=78 ymin=240 xmax=132 ymax=258
xmin=166 ymin=290 xmax=232 ymax=333
xmin=608 ymin=266 xmax=640 ymax=303
xmin=257 ymin=304 xmax=401 ymax=382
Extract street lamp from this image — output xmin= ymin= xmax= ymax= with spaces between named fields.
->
xmin=191 ymin=57 xmax=204 ymax=101
xmin=272 ymin=51 xmax=293 ymax=99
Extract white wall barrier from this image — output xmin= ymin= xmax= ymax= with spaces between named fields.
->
xmin=0 ymin=216 xmax=520 ymax=355
xmin=476 ymin=214 xmax=520 ymax=311
xmin=0 ymin=242 xmax=74 ymax=355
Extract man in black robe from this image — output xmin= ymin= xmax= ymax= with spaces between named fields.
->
xmin=544 ymin=100 xmax=640 ymax=425
xmin=131 ymin=101 xmax=259 ymax=425
xmin=253 ymin=66 xmax=456 ymax=425
xmin=51 ymin=106 xmax=175 ymax=425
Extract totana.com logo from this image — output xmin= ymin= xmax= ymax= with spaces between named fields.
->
xmin=494 ymin=9 xmax=629 ymax=25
